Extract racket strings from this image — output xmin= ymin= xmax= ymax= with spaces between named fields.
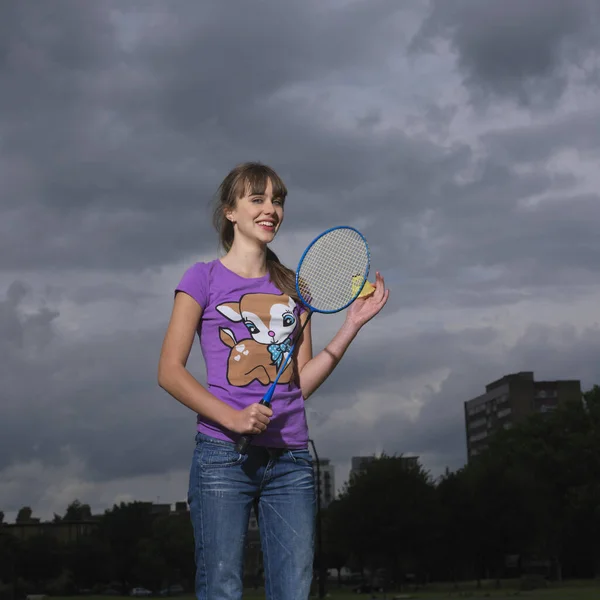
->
xmin=297 ymin=227 xmax=369 ymax=312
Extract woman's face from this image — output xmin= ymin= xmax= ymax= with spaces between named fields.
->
xmin=227 ymin=178 xmax=285 ymax=246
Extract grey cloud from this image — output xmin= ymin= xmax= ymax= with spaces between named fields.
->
xmin=315 ymin=325 xmax=499 ymax=405
xmin=317 ymin=323 xmax=600 ymax=484
xmin=2 ymin=0 xmax=600 ymax=515
xmin=410 ymin=322 xmax=600 ymax=461
xmin=0 ymin=2 xmax=118 ymax=167
xmin=133 ymin=0 xmax=403 ymax=125
xmin=67 ymin=282 xmax=156 ymax=305
xmin=0 ymin=282 xmax=195 ymax=482
xmin=359 ymin=153 xmax=587 ymax=312
xmin=412 ymin=0 xmax=600 ymax=107
xmin=0 ymin=281 xmax=59 ymax=354
xmin=433 ymin=192 xmax=600 ymax=291
xmin=482 ymin=108 xmax=600 ymax=164
xmin=0 ymin=281 xmax=30 ymax=347
xmin=0 ymin=276 xmax=496 ymax=492
xmin=0 ymin=0 xmax=428 ymax=271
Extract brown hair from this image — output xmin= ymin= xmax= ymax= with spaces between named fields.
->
xmin=212 ymin=162 xmax=299 ymax=301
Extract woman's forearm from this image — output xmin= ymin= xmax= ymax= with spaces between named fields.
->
xmin=158 ymin=363 xmax=237 ymax=429
xmin=298 ymin=319 xmax=360 ymax=400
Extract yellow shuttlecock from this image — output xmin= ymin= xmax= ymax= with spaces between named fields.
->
xmin=352 ymin=274 xmax=376 ymax=298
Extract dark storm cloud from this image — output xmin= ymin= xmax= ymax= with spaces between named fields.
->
xmin=314 ymin=325 xmax=499 ymax=404
xmin=131 ymin=0 xmax=403 ymax=126
xmin=0 ymin=281 xmax=59 ymax=356
xmin=0 ymin=282 xmax=63 ymax=473
xmin=0 ymin=0 xmax=412 ymax=270
xmin=361 ymin=152 xmax=594 ymax=313
xmin=0 ymin=278 xmax=494 ymax=490
xmin=404 ymin=323 xmax=600 ymax=469
xmin=412 ymin=0 xmax=600 ymax=106
xmin=3 ymin=0 xmax=593 ymax=281
xmin=67 ymin=282 xmax=156 ymax=305
xmin=316 ymin=323 xmax=600 ymax=481
xmin=0 ymin=281 xmax=196 ymax=482
xmin=482 ymin=108 xmax=600 ymax=164
xmin=2 ymin=0 xmax=600 ymax=515
xmin=431 ymin=191 xmax=600 ymax=290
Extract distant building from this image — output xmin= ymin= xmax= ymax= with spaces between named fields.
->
xmin=350 ymin=455 xmax=376 ymax=479
xmin=148 ymin=502 xmax=172 ymax=516
xmin=464 ymin=371 xmax=581 ymax=460
xmin=5 ymin=500 xmax=192 ymax=543
xmin=314 ymin=458 xmax=335 ymax=508
xmin=8 ymin=508 xmax=99 ymax=543
xmin=349 ymin=454 xmax=419 ymax=481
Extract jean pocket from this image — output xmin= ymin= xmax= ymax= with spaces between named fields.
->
xmin=287 ymin=449 xmax=313 ymax=468
xmin=199 ymin=444 xmax=245 ymax=468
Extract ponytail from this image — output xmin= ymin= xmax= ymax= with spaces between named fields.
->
xmin=266 ymin=247 xmax=299 ymax=303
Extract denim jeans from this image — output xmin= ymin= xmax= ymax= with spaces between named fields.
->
xmin=187 ymin=431 xmax=316 ymax=600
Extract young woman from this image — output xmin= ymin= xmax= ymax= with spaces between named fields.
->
xmin=158 ymin=162 xmax=389 ymax=600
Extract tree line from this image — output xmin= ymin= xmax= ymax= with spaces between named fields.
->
xmin=322 ymin=385 xmax=600 ymax=589
xmin=1 ymin=385 xmax=599 ymax=596
xmin=0 ymin=501 xmax=194 ymax=598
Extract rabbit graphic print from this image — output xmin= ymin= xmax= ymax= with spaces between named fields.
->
xmin=173 ymin=259 xmax=310 ymax=448
xmin=216 ymin=292 xmax=299 ymax=387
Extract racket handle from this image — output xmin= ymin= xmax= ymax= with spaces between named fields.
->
xmin=235 ymin=398 xmax=271 ymax=455
xmin=234 ymin=318 xmax=310 ymax=455
xmin=235 ymin=434 xmax=252 ymax=454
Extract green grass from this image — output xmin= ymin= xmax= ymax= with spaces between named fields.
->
xmin=50 ymin=584 xmax=600 ymax=600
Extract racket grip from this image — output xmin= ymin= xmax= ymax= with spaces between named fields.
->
xmin=235 ymin=398 xmax=271 ymax=455
xmin=235 ymin=434 xmax=252 ymax=455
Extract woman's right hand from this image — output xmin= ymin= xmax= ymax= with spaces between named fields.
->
xmin=228 ymin=403 xmax=273 ymax=435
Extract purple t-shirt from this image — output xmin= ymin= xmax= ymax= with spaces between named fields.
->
xmin=175 ymin=259 xmax=309 ymax=449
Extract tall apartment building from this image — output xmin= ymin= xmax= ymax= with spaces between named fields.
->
xmin=315 ymin=458 xmax=335 ymax=508
xmin=464 ymin=371 xmax=581 ymax=460
xmin=349 ymin=455 xmax=376 ymax=479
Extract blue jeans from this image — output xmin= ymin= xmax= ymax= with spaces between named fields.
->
xmin=187 ymin=432 xmax=316 ymax=600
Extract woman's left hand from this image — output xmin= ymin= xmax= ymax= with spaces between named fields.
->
xmin=345 ymin=271 xmax=390 ymax=330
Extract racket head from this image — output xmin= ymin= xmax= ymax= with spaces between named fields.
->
xmin=295 ymin=225 xmax=371 ymax=314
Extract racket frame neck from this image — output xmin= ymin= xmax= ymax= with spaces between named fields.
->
xmin=261 ymin=309 xmax=314 ymax=406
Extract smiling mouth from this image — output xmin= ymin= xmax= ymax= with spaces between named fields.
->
xmin=256 ymin=221 xmax=276 ymax=230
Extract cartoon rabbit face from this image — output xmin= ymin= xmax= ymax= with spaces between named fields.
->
xmin=216 ymin=293 xmax=297 ymax=345
xmin=216 ymin=292 xmax=300 ymax=387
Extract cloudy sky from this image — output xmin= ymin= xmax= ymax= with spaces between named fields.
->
xmin=2 ymin=0 xmax=600 ymax=521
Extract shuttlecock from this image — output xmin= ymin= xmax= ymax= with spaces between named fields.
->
xmin=352 ymin=275 xmax=376 ymax=298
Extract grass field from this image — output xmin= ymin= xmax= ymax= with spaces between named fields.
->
xmin=50 ymin=582 xmax=600 ymax=600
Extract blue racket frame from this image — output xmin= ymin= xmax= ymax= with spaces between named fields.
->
xmin=295 ymin=225 xmax=371 ymax=314
xmin=234 ymin=225 xmax=371 ymax=454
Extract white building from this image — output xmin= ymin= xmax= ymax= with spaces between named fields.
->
xmin=315 ymin=458 xmax=335 ymax=508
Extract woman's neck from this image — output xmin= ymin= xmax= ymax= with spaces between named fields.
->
xmin=221 ymin=238 xmax=268 ymax=278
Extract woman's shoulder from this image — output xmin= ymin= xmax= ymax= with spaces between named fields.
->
xmin=180 ymin=258 xmax=223 ymax=279
xmin=175 ymin=259 xmax=221 ymax=308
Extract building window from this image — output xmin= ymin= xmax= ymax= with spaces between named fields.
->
xmin=469 ymin=417 xmax=486 ymax=429
xmin=469 ymin=431 xmax=487 ymax=443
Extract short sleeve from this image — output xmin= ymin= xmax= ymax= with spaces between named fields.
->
xmin=175 ymin=262 xmax=210 ymax=309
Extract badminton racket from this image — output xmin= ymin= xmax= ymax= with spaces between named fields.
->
xmin=235 ymin=225 xmax=371 ymax=454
